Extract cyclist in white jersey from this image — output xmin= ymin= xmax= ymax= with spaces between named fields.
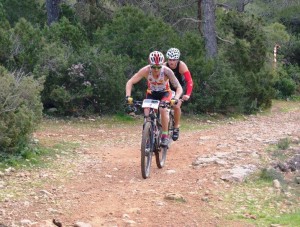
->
xmin=126 ymin=51 xmax=182 ymax=146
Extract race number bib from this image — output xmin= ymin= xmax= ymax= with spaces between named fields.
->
xmin=142 ymin=99 xmax=160 ymax=109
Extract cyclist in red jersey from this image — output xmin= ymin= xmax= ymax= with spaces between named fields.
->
xmin=164 ymin=48 xmax=194 ymax=141
xmin=126 ymin=51 xmax=183 ymax=147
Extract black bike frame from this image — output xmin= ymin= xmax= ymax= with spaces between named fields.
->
xmin=143 ymin=107 xmax=161 ymax=152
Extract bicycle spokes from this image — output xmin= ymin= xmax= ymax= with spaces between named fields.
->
xmin=141 ymin=122 xmax=153 ymax=179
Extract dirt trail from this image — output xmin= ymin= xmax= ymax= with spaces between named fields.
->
xmin=0 ymin=101 xmax=299 ymax=227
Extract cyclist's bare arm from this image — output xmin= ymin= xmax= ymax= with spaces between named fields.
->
xmin=164 ymin=67 xmax=183 ymax=100
xmin=126 ymin=66 xmax=149 ymax=97
xmin=179 ymin=61 xmax=189 ymax=74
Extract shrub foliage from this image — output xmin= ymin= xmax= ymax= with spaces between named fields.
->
xmin=0 ymin=67 xmax=43 ymax=153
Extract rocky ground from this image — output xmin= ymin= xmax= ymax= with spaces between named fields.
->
xmin=0 ymin=100 xmax=299 ymax=227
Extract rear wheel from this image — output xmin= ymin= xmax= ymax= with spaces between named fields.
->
xmin=141 ymin=122 xmax=153 ymax=179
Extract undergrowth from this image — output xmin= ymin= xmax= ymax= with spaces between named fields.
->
xmin=222 ymin=136 xmax=300 ymax=226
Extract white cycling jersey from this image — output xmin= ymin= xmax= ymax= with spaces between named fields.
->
xmin=147 ymin=66 xmax=170 ymax=92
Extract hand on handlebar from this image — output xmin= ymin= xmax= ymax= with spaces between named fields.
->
xmin=125 ymin=96 xmax=136 ymax=113
xmin=126 ymin=96 xmax=133 ymax=105
xmin=182 ymin=95 xmax=190 ymax=101
xmin=170 ymin=98 xmax=178 ymax=106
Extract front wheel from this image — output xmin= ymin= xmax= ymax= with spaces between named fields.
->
xmin=155 ymin=146 xmax=167 ymax=168
xmin=141 ymin=122 xmax=153 ymax=179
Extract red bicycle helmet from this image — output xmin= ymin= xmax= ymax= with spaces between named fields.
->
xmin=148 ymin=51 xmax=165 ymax=65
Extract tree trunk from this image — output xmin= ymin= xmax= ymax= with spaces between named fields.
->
xmin=46 ymin=0 xmax=60 ymax=25
xmin=203 ymin=0 xmax=217 ymax=58
xmin=237 ymin=0 xmax=253 ymax=12
xmin=236 ymin=0 xmax=245 ymax=12
xmin=198 ymin=0 xmax=202 ymax=34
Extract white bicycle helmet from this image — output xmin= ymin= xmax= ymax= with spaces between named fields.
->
xmin=166 ymin=48 xmax=180 ymax=60
xmin=148 ymin=51 xmax=165 ymax=65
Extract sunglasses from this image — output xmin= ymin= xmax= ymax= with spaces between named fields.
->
xmin=168 ymin=59 xmax=177 ymax=61
xmin=151 ymin=65 xmax=162 ymax=70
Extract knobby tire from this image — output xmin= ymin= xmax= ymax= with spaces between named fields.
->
xmin=141 ymin=121 xmax=153 ymax=179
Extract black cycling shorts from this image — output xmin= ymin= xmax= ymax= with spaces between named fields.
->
xmin=146 ymin=90 xmax=172 ymax=102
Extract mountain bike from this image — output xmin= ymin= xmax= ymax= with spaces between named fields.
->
xmin=129 ymin=99 xmax=175 ymax=179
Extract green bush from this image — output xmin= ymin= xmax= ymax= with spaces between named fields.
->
xmin=277 ymin=5 xmax=300 ymax=35
xmin=259 ymin=168 xmax=284 ymax=183
xmin=274 ymin=64 xmax=298 ymax=99
xmin=283 ymin=35 xmax=300 ymax=66
xmin=1 ymin=0 xmax=46 ymax=26
xmin=219 ymin=12 xmax=268 ymax=74
xmin=33 ymin=42 xmax=72 ymax=113
xmin=192 ymin=60 xmax=246 ymax=113
xmin=43 ymin=17 xmax=88 ymax=53
xmin=36 ymin=44 xmax=129 ymax=116
xmin=72 ymin=1 xmax=111 ymax=41
xmin=217 ymin=11 xmax=275 ymax=113
xmin=81 ymin=50 xmax=129 ymax=115
xmin=94 ymin=6 xmax=179 ymax=69
xmin=277 ymin=138 xmax=290 ymax=150
xmin=263 ymin=22 xmax=290 ymax=52
xmin=286 ymin=64 xmax=300 ymax=87
xmin=0 ymin=3 xmax=11 ymax=63
xmin=8 ymin=18 xmax=44 ymax=72
xmin=283 ymin=63 xmax=300 ymax=95
xmin=243 ymin=69 xmax=275 ymax=112
xmin=275 ymin=77 xmax=297 ymax=99
xmin=0 ymin=66 xmax=43 ymax=154
xmin=0 ymin=26 xmax=11 ymax=63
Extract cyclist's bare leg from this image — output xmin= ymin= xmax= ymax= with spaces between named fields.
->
xmin=173 ymin=100 xmax=182 ymax=128
xmin=160 ymin=107 xmax=169 ymax=132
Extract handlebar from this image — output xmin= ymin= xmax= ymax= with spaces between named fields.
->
xmin=129 ymin=100 xmax=175 ymax=107
xmin=126 ymin=96 xmax=188 ymax=115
